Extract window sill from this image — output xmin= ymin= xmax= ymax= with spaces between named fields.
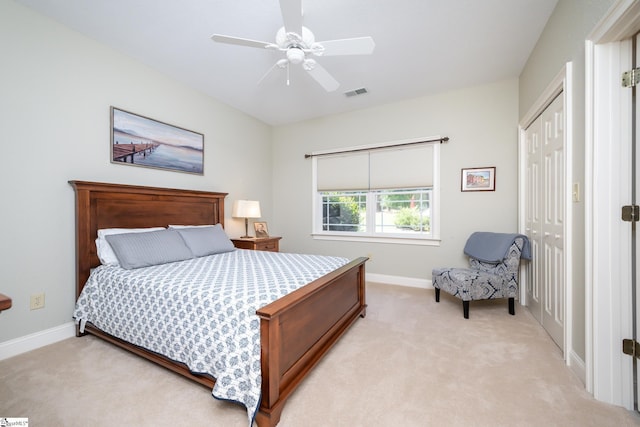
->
xmin=311 ymin=232 xmax=441 ymax=246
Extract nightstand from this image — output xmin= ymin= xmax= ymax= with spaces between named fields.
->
xmin=231 ymin=236 xmax=282 ymax=252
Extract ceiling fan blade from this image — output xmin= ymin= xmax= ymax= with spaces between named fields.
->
xmin=279 ymin=0 xmax=303 ymax=35
xmin=211 ymin=34 xmax=273 ymax=49
xmin=257 ymin=63 xmax=279 ymax=86
xmin=317 ymin=37 xmax=375 ymax=56
xmin=305 ymin=61 xmax=340 ymax=92
xmin=257 ymin=59 xmax=289 ymax=86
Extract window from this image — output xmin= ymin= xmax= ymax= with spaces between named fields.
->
xmin=321 ymin=191 xmax=367 ymax=232
xmin=320 ymin=188 xmax=432 ymax=234
xmin=312 ymin=138 xmax=440 ymax=244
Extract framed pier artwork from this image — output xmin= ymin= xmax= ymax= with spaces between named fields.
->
xmin=110 ymin=107 xmax=204 ymax=174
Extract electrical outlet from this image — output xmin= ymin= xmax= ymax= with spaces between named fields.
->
xmin=367 ymin=253 xmax=373 ymax=260
xmin=30 ymin=293 xmax=45 ymax=310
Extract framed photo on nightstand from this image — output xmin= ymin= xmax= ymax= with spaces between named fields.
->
xmin=254 ymin=222 xmax=269 ymax=238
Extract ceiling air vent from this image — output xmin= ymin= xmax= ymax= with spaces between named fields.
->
xmin=344 ymin=88 xmax=368 ymax=97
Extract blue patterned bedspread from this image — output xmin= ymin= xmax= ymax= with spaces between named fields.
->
xmin=73 ymin=249 xmax=350 ymax=425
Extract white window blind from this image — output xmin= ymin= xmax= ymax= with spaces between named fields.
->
xmin=316 ymin=144 xmax=434 ymax=191
xmin=317 ymin=152 xmax=369 ymax=191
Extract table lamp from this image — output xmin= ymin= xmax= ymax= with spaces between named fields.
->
xmin=232 ymin=200 xmax=261 ymax=238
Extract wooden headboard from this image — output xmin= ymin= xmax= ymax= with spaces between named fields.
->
xmin=69 ymin=181 xmax=227 ymax=298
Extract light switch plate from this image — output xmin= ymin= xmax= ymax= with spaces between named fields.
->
xmin=572 ymin=182 xmax=580 ymax=202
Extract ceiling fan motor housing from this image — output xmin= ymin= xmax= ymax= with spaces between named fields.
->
xmin=276 ymin=26 xmax=315 ymax=50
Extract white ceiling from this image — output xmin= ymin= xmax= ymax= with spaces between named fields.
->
xmin=15 ymin=0 xmax=559 ymax=126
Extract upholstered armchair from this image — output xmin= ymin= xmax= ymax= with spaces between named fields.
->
xmin=432 ymin=232 xmax=530 ymax=319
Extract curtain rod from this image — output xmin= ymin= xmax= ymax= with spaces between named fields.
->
xmin=304 ymin=136 xmax=449 ymax=159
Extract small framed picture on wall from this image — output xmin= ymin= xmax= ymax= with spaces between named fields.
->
xmin=254 ymin=222 xmax=269 ymax=238
xmin=461 ymin=167 xmax=496 ymax=192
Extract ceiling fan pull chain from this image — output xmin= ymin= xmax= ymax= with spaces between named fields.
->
xmin=286 ymin=62 xmax=291 ymax=86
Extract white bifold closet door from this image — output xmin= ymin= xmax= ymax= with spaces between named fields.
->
xmin=524 ymin=92 xmax=565 ymax=350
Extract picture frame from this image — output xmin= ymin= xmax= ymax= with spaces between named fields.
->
xmin=461 ymin=167 xmax=496 ymax=192
xmin=254 ymin=222 xmax=269 ymax=238
xmin=110 ymin=106 xmax=204 ymax=174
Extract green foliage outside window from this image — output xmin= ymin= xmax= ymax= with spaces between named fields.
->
xmin=379 ymin=193 xmax=414 ymax=210
xmin=323 ymin=195 xmax=363 ymax=231
xmin=393 ymin=207 xmax=430 ymax=232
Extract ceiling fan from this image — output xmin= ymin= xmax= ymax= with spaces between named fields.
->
xmin=210 ymin=0 xmax=375 ymax=92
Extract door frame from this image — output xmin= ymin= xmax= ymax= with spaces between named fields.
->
xmin=518 ymin=62 xmax=572 ymax=363
xmin=585 ymin=0 xmax=640 ymax=409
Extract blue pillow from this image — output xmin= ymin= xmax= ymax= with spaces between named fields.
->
xmin=175 ymin=224 xmax=235 ymax=257
xmin=105 ymin=229 xmax=194 ymax=269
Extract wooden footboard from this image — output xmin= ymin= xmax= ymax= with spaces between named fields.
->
xmin=256 ymin=257 xmax=367 ymax=427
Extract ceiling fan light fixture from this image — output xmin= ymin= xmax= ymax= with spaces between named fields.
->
xmin=286 ymin=47 xmax=305 ymax=64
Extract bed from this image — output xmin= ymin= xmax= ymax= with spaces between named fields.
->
xmin=69 ymin=180 xmax=368 ymax=427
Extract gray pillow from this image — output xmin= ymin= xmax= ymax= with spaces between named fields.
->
xmin=105 ymin=229 xmax=194 ymax=269
xmin=175 ymin=224 xmax=235 ymax=257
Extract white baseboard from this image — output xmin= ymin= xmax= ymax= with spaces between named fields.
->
xmin=366 ymin=273 xmax=431 ymax=289
xmin=0 ymin=321 xmax=76 ymax=361
xmin=568 ymin=349 xmax=587 ymax=385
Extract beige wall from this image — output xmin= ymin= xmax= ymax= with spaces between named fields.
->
xmin=2 ymin=0 xmax=618 ymax=366
xmin=518 ymin=0 xmax=616 ymax=362
xmin=271 ymin=79 xmax=519 ymax=280
xmin=0 ymin=1 xmax=272 ymax=342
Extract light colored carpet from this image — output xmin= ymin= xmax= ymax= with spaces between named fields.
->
xmin=1 ymin=282 xmax=639 ymax=426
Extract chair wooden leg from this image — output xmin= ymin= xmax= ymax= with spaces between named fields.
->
xmin=435 ymin=288 xmax=440 ymax=302
xmin=508 ymin=297 xmax=515 ymax=315
xmin=463 ymin=301 xmax=469 ymax=319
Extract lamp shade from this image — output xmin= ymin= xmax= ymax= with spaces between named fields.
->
xmin=232 ymin=200 xmax=261 ymax=218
